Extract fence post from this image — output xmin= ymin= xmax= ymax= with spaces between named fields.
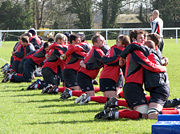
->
xmin=176 ymin=29 xmax=178 ymax=44
xmin=0 ymin=32 xmax=2 ymax=47
xmin=106 ymin=30 xmax=108 ymax=45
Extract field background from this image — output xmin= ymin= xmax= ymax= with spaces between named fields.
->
xmin=0 ymin=39 xmax=180 ymax=134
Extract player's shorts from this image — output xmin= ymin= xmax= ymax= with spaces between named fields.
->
xmin=100 ymin=78 xmax=116 ymax=92
xmin=77 ymin=72 xmax=94 ymax=92
xmin=123 ymin=82 xmax=148 ymax=109
xmin=42 ymin=67 xmax=58 ymax=85
xmin=148 ymin=84 xmax=170 ymax=105
xmin=63 ymin=69 xmax=78 ymax=88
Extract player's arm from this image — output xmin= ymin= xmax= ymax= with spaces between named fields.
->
xmin=30 ymin=38 xmax=40 ymax=49
xmin=14 ymin=46 xmax=25 ymax=58
xmin=119 ymin=43 xmax=149 ymax=58
xmin=132 ymin=51 xmax=166 ymax=73
xmin=86 ymin=50 xmax=104 ymax=70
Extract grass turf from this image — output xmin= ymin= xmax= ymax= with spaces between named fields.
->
xmin=0 ymin=39 xmax=180 ymax=134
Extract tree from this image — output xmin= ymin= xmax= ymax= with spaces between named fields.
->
xmin=100 ymin=0 xmax=126 ymax=28
xmin=151 ymin=0 xmax=180 ymax=26
xmin=67 ymin=0 xmax=93 ymax=29
xmin=0 ymin=0 xmax=32 ymax=30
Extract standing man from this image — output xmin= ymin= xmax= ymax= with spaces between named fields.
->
xmin=151 ymin=10 xmax=164 ymax=53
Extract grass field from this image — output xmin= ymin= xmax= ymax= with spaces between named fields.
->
xmin=0 ymin=39 xmax=180 ymax=134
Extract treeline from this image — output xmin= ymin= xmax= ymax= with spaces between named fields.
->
xmin=0 ymin=0 xmax=180 ymax=30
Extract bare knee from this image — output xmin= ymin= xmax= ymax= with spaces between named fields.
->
xmin=104 ymin=91 xmax=117 ymax=98
xmin=148 ymin=102 xmax=163 ymax=120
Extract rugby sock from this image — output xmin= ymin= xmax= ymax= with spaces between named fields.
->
xmin=145 ymin=95 xmax=150 ymax=101
xmin=160 ymin=109 xmax=180 ymax=114
xmin=94 ymin=87 xmax=100 ymax=93
xmin=162 ymin=108 xmax=175 ymax=110
xmin=118 ymin=91 xmax=124 ymax=98
xmin=117 ymin=100 xmax=128 ymax=107
xmin=115 ymin=109 xmax=141 ymax=119
xmin=16 ymin=73 xmax=23 ymax=76
xmin=58 ymin=87 xmax=66 ymax=93
xmin=89 ymin=96 xmax=108 ymax=103
xmin=72 ymin=90 xmax=84 ymax=97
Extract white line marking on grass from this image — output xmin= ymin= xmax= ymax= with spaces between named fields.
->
xmin=0 ymin=57 xmax=8 ymax=63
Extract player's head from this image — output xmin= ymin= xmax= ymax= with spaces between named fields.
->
xmin=136 ymin=30 xmax=146 ymax=44
xmin=69 ymin=34 xmax=81 ymax=44
xmin=130 ymin=30 xmax=146 ymax=44
xmin=55 ymin=33 xmax=66 ymax=44
xmin=147 ymin=33 xmax=160 ymax=46
xmin=21 ymin=36 xmax=29 ymax=46
xmin=91 ymin=33 xmax=105 ymax=48
xmin=129 ymin=30 xmax=138 ymax=43
xmin=144 ymin=40 xmax=155 ymax=49
xmin=43 ymin=41 xmax=50 ymax=51
xmin=19 ymin=32 xmax=32 ymax=41
xmin=78 ymin=32 xmax=86 ymax=42
xmin=152 ymin=10 xmax=159 ymax=18
xmin=47 ymin=37 xmax=54 ymax=43
xmin=116 ymin=35 xmax=130 ymax=48
xmin=28 ymin=28 xmax=37 ymax=36
xmin=64 ymin=32 xmax=70 ymax=41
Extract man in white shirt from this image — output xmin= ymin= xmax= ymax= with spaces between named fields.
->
xmin=151 ymin=10 xmax=164 ymax=53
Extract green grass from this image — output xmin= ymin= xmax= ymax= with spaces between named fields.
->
xmin=0 ymin=39 xmax=180 ymax=134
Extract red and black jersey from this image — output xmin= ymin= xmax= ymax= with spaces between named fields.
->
xmin=79 ymin=41 xmax=92 ymax=53
xmin=30 ymin=47 xmax=48 ymax=66
xmin=29 ymin=35 xmax=43 ymax=49
xmin=43 ymin=43 xmax=67 ymax=73
xmin=65 ymin=44 xmax=87 ymax=57
xmin=120 ymin=43 xmax=166 ymax=84
xmin=100 ymin=44 xmax=124 ymax=82
xmin=13 ymin=41 xmax=21 ymax=52
xmin=79 ymin=46 xmax=105 ymax=79
xmin=64 ymin=44 xmax=87 ymax=71
xmin=14 ymin=43 xmax=35 ymax=61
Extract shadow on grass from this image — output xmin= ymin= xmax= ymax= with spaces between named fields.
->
xmin=0 ymin=89 xmax=25 ymax=92
xmin=10 ymin=93 xmax=43 ymax=97
xmin=15 ymin=98 xmax=61 ymax=103
xmin=44 ymin=109 xmax=101 ymax=114
xmin=38 ymin=102 xmax=101 ymax=108
xmin=26 ymin=118 xmax=125 ymax=125
xmin=26 ymin=117 xmax=133 ymax=125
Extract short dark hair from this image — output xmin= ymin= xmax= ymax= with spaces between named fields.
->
xmin=69 ymin=34 xmax=80 ymax=44
xmin=129 ymin=30 xmax=146 ymax=43
xmin=145 ymin=40 xmax=155 ymax=49
xmin=129 ymin=30 xmax=138 ymax=43
xmin=147 ymin=33 xmax=160 ymax=46
xmin=91 ymin=33 xmax=102 ymax=44
xmin=21 ymin=36 xmax=29 ymax=43
xmin=117 ymin=35 xmax=131 ymax=46
xmin=48 ymin=37 xmax=54 ymax=43
xmin=43 ymin=42 xmax=50 ymax=49
xmin=78 ymin=32 xmax=86 ymax=42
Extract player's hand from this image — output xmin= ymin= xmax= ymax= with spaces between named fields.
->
xmin=60 ymin=54 xmax=67 ymax=60
xmin=80 ymin=60 xmax=86 ymax=68
xmin=45 ymin=53 xmax=49 ymax=59
xmin=161 ymin=57 xmax=168 ymax=66
xmin=161 ymin=66 xmax=167 ymax=72
xmin=119 ymin=57 xmax=126 ymax=67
